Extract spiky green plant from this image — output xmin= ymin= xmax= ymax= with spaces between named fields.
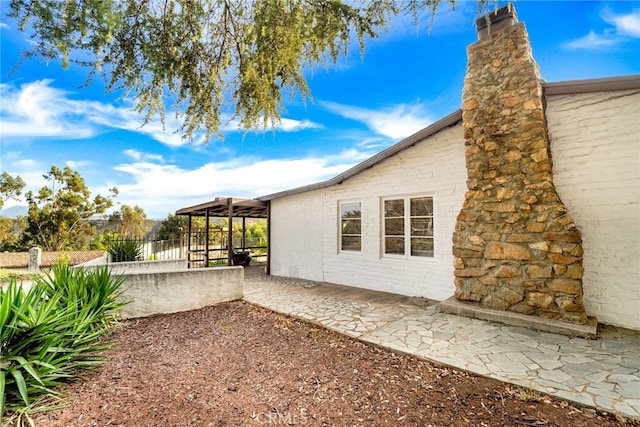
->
xmin=0 ymin=265 xmax=128 ymax=425
xmin=37 ymin=265 xmax=128 ymax=328
xmin=107 ymin=238 xmax=143 ymax=262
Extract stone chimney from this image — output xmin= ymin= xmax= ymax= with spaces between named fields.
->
xmin=452 ymin=4 xmax=590 ymax=325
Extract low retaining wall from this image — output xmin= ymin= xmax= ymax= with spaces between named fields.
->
xmin=116 ymin=266 xmax=243 ymax=319
xmin=100 ymin=259 xmax=188 ymax=274
xmin=80 ymin=260 xmax=243 ymax=319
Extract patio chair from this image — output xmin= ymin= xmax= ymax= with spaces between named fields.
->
xmin=231 ymin=247 xmax=252 ymax=267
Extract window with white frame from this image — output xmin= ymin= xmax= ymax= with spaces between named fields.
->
xmin=383 ymin=196 xmax=434 ymax=258
xmin=340 ymin=201 xmax=362 ymax=252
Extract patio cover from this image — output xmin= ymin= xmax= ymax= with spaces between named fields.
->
xmin=175 ymin=197 xmax=269 ymax=269
xmin=175 ymin=197 xmax=268 ymax=219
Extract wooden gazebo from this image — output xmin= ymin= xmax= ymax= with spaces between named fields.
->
xmin=175 ymin=197 xmax=269 ymax=270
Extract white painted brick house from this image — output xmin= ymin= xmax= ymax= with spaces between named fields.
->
xmin=260 ymin=77 xmax=640 ymax=331
xmin=177 ymin=6 xmax=639 ymax=332
xmin=546 ymin=84 xmax=640 ymax=329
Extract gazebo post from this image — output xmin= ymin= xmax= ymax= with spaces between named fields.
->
xmin=242 ymin=217 xmax=246 ymax=251
xmin=187 ymin=215 xmax=193 ymax=268
xmin=205 ymin=208 xmax=210 ymax=268
xmin=227 ymin=198 xmax=233 ymax=266
xmin=266 ymin=201 xmax=271 ymax=275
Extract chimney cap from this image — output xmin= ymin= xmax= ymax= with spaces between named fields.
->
xmin=476 ymin=3 xmax=518 ymax=36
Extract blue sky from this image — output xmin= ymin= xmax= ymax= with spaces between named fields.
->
xmin=1 ymin=1 xmax=639 ymax=219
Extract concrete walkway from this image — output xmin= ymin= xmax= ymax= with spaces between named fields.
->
xmin=243 ymin=269 xmax=640 ymax=420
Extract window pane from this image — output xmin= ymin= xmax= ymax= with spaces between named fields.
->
xmin=411 ymin=197 xmax=433 ymax=216
xmin=411 ymin=218 xmax=433 ymax=237
xmin=384 ymin=199 xmax=404 ymax=217
xmin=342 ymin=219 xmax=361 ymax=234
xmin=385 ymin=237 xmax=404 ymax=255
xmin=385 ymin=218 xmax=404 ymax=235
xmin=411 ymin=238 xmax=434 ymax=257
xmin=341 ymin=203 xmax=361 ymax=219
xmin=342 ymin=236 xmax=361 ymax=251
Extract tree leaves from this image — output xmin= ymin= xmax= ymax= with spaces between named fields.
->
xmin=0 ymin=172 xmax=26 ymax=210
xmin=7 ymin=0 xmax=486 ymax=142
xmin=23 ymin=166 xmax=118 ymax=250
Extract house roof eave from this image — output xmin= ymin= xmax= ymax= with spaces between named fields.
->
xmin=542 ymin=74 xmax=640 ymax=96
xmin=258 ymin=109 xmax=463 ymax=202
xmin=258 ymin=74 xmax=640 ymax=203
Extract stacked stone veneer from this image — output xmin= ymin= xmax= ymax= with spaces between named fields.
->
xmin=452 ymin=8 xmax=589 ymax=324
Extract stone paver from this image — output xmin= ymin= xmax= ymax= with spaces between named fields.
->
xmin=243 ymin=269 xmax=640 ymax=420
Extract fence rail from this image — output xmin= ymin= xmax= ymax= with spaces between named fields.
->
xmin=104 ymin=238 xmax=184 ymax=262
xmin=105 ymin=231 xmax=267 ymax=267
xmin=180 ymin=230 xmax=267 ymax=268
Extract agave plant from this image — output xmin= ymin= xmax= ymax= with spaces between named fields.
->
xmin=107 ymin=237 xmax=143 ymax=262
xmin=0 ymin=265 xmax=128 ymax=425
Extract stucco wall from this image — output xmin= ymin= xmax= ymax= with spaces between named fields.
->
xmin=116 ymin=266 xmax=243 ymax=319
xmin=96 ymin=259 xmax=187 ymax=273
xmin=270 ymin=125 xmax=467 ymax=301
xmin=547 ymin=89 xmax=640 ymax=329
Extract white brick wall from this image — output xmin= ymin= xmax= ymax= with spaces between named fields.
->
xmin=547 ymin=89 xmax=640 ymax=330
xmin=270 ymin=190 xmax=325 ymax=282
xmin=270 ymin=125 xmax=467 ymax=301
xmin=269 ymin=89 xmax=640 ymax=330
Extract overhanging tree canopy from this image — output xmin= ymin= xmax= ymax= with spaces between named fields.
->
xmin=7 ymin=0 xmax=491 ymax=142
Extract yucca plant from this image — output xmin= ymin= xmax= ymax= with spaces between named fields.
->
xmin=1 ymin=265 xmax=128 ymax=425
xmin=37 ymin=265 xmax=128 ymax=328
xmin=107 ymin=237 xmax=143 ymax=262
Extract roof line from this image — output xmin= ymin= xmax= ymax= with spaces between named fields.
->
xmin=542 ymin=74 xmax=640 ymax=95
xmin=175 ymin=197 xmax=267 ymax=218
xmin=258 ymin=110 xmax=463 ymax=201
xmin=258 ymin=74 xmax=640 ymax=202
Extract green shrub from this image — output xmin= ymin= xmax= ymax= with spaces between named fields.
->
xmin=0 ymin=265 xmax=128 ymax=425
xmin=107 ymin=237 xmax=143 ymax=262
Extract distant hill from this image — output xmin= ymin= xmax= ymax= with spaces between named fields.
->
xmin=0 ymin=205 xmax=28 ymax=218
xmin=90 ymin=219 xmax=164 ymax=239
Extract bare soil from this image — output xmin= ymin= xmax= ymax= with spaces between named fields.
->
xmin=30 ymin=301 xmax=636 ymax=426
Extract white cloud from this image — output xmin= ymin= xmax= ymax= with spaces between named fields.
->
xmin=105 ymin=150 xmax=371 ymax=218
xmin=66 ymin=160 xmax=92 ymax=169
xmin=277 ymin=118 xmax=322 ymax=132
xmin=321 ymin=100 xmax=433 ymax=140
xmin=124 ymin=149 xmax=165 ymax=163
xmin=0 ymin=80 xmax=98 ymax=138
xmin=123 ymin=149 xmax=142 ymax=161
xmin=565 ymin=9 xmax=640 ymax=49
xmin=220 ymin=116 xmax=322 ymax=135
xmin=603 ymin=8 xmax=640 ymax=38
xmin=0 ymin=80 xmax=322 ymax=147
xmin=565 ymin=30 xmax=618 ymax=49
xmin=13 ymin=159 xmax=38 ymax=169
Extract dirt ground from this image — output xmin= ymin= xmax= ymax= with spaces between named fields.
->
xmin=29 ymin=301 xmax=637 ymax=427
